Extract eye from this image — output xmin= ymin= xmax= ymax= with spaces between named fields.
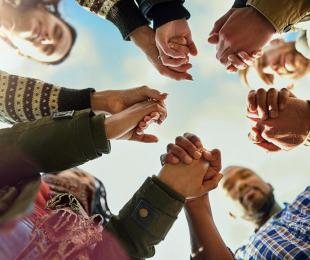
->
xmin=53 ymin=24 xmax=63 ymax=41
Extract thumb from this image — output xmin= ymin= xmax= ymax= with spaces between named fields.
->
xmin=131 ymin=132 xmax=159 ymax=143
xmin=139 ymin=86 xmax=168 ymax=101
xmin=208 ymin=33 xmax=219 ymax=44
xmin=186 ymin=35 xmax=198 ymax=56
xmin=201 ymin=174 xmax=223 ymax=193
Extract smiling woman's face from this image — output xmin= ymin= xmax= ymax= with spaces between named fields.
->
xmin=4 ymin=5 xmax=73 ymax=63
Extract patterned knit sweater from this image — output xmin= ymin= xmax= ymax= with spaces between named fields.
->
xmin=0 ymin=70 xmax=93 ymax=124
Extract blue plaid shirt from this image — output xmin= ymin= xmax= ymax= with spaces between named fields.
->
xmin=235 ymin=186 xmax=310 ymax=260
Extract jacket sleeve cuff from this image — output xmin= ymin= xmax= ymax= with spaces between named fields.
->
xmin=90 ymin=113 xmax=111 ymax=154
xmin=232 ymin=0 xmax=247 ymax=8
xmin=58 ymin=88 xmax=94 ymax=111
xmin=149 ymin=1 xmax=190 ymax=29
xmin=106 ymin=176 xmax=184 ymax=258
xmin=106 ymin=0 xmax=150 ymax=40
xmin=247 ymin=0 xmax=310 ymax=32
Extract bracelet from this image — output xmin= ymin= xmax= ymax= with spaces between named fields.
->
xmin=191 ymin=246 xmax=204 ymax=258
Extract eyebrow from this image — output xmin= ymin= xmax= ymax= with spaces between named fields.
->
xmin=223 ymin=169 xmax=250 ymax=189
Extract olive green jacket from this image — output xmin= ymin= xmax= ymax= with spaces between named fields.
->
xmin=0 ymin=109 xmax=185 ymax=259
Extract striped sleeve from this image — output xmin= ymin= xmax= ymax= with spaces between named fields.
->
xmin=0 ymin=70 xmax=94 ymax=124
xmin=75 ymin=0 xmax=149 ymax=40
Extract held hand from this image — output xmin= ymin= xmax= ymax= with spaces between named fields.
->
xmin=156 ymin=19 xmax=197 ymax=66
xmin=130 ymin=26 xmax=193 ymax=80
xmin=161 ymin=133 xmax=222 ymax=181
xmin=247 ymin=88 xmax=296 ymax=120
xmin=214 ymin=6 xmax=275 ymax=70
xmin=91 ymin=86 xmax=167 ymax=115
xmin=158 ymin=159 xmax=222 ymax=199
xmin=248 ymin=98 xmax=310 ymax=151
xmin=104 ymin=100 xmax=167 ymax=143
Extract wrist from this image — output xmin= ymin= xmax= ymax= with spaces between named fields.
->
xmin=91 ymin=91 xmax=116 ymax=114
xmin=158 ymin=165 xmax=185 ymax=197
xmin=130 ymin=26 xmax=155 ymax=49
xmin=185 ymin=195 xmax=209 ymax=211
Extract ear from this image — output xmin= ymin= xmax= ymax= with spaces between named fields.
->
xmin=267 ymin=183 xmax=274 ymax=192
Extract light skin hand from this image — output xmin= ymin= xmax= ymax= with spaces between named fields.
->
xmin=247 ymin=98 xmax=310 ymax=151
xmin=247 ymin=88 xmax=296 ymax=120
xmin=130 ymin=26 xmax=193 ymax=80
xmin=161 ymin=132 xmax=222 ymax=186
xmin=158 ymin=159 xmax=222 ymax=200
xmin=156 ymin=19 xmax=198 ymax=66
xmin=213 ymin=6 xmax=275 ymax=70
xmin=104 ymin=100 xmax=167 ymax=143
xmin=90 ymin=85 xmax=167 ymax=115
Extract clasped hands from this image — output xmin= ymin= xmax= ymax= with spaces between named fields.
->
xmin=130 ymin=5 xmax=276 ymax=79
xmin=246 ymin=88 xmax=310 ymax=152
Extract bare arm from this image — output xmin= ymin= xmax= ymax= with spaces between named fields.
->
xmin=185 ymin=195 xmax=234 ymax=260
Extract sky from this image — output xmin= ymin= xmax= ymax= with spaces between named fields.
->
xmin=0 ymin=0 xmax=309 ymax=259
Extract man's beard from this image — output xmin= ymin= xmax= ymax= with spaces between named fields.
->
xmin=242 ymin=189 xmax=276 ymax=227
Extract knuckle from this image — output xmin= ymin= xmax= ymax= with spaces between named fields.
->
xmin=257 ymin=88 xmax=266 ymax=95
xmin=167 ymin=143 xmax=175 ymax=151
xmin=175 ymin=136 xmax=183 ymax=144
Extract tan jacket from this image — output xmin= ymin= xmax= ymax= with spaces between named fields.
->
xmin=247 ymin=0 xmax=310 ymax=32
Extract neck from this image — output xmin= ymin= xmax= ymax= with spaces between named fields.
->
xmin=254 ymin=201 xmax=281 ymax=230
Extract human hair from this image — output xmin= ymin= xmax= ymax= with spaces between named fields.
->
xmin=239 ymin=43 xmax=310 ymax=87
xmin=0 ymin=0 xmax=77 ymax=65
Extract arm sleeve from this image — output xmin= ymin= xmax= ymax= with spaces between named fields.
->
xmin=232 ymin=0 xmax=247 ymax=8
xmin=134 ymin=0 xmax=190 ymax=29
xmin=0 ymin=109 xmax=110 ymax=187
xmin=247 ymin=0 xmax=310 ymax=32
xmin=106 ymin=176 xmax=185 ymax=259
xmin=75 ymin=0 xmax=149 ymax=40
xmin=0 ymin=70 xmax=94 ymax=124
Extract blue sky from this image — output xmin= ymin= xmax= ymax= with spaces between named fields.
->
xmin=0 ymin=0 xmax=309 ymax=259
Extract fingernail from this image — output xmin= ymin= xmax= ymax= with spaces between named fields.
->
xmin=185 ymin=156 xmax=192 ymax=164
xmin=280 ymin=104 xmax=285 ymax=110
xmin=194 ymin=151 xmax=201 ymax=159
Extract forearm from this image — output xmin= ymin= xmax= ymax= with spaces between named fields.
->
xmin=75 ymin=0 xmax=149 ymax=40
xmin=247 ymin=0 xmax=310 ymax=32
xmin=105 ymin=176 xmax=185 ymax=259
xmin=0 ymin=70 xmax=94 ymax=124
xmin=185 ymin=196 xmax=234 ymax=260
xmin=0 ymin=109 xmax=110 ymax=186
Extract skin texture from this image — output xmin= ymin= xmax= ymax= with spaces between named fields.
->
xmin=160 ymin=133 xmax=231 ymax=259
xmin=0 ymin=3 xmax=72 ymax=63
xmin=159 ymin=133 xmax=222 ymax=199
xmin=242 ymin=39 xmax=310 ymax=86
xmin=104 ymin=100 xmax=167 ymax=143
xmin=130 ymin=26 xmax=193 ymax=80
xmin=247 ymin=89 xmax=310 ymax=151
xmin=155 ymin=19 xmax=197 ymax=68
xmin=91 ymin=86 xmax=168 ymax=136
xmin=222 ymin=166 xmax=272 ymax=217
xmin=209 ymin=6 xmax=275 ymax=71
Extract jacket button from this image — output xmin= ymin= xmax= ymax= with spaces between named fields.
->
xmin=139 ymin=208 xmax=149 ymax=218
xmin=283 ymin=24 xmax=292 ymax=32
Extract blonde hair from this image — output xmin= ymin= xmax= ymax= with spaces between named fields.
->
xmin=240 ymin=43 xmax=310 ymax=87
